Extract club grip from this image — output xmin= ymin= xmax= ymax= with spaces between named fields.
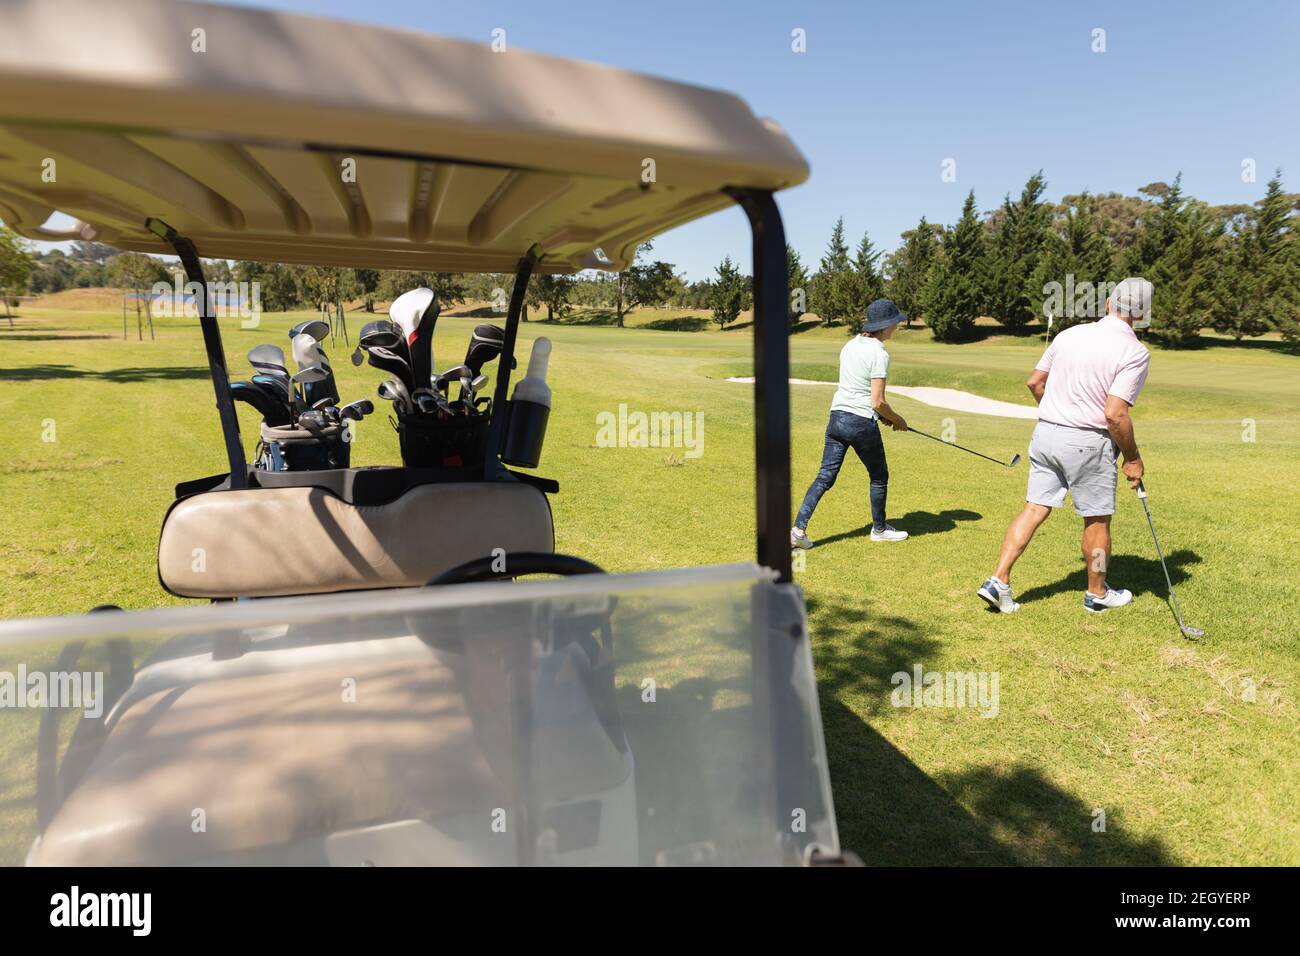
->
xmin=1135 ymin=481 xmax=1147 ymax=499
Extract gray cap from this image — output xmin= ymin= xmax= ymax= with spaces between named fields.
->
xmin=1111 ymin=277 xmax=1153 ymax=319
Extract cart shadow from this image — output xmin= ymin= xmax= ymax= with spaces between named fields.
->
xmin=1013 ymin=549 xmax=1201 ymax=606
xmin=0 ymin=333 xmax=116 ymax=341
xmin=813 ymin=509 xmax=982 ymax=547
xmin=0 ymin=364 xmax=210 ymax=382
xmin=808 ymin=595 xmax=1175 ymax=865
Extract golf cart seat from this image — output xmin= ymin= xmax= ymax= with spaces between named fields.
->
xmin=158 ymin=480 xmax=554 ymax=598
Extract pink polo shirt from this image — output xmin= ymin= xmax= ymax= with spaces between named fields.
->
xmin=1035 ymin=316 xmax=1150 ymax=430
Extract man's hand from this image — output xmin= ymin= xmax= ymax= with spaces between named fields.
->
xmin=1122 ymin=457 xmax=1144 ymax=490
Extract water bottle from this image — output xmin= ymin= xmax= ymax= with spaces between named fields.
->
xmin=503 ymin=337 xmax=552 ymax=467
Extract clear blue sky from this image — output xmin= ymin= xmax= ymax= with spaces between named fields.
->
xmin=60 ymin=0 xmax=1300 ymax=279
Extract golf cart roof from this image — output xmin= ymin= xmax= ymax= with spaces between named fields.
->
xmin=0 ymin=0 xmax=808 ymax=273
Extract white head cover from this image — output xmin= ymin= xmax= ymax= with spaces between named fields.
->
xmin=389 ymin=287 xmax=437 ymax=344
xmin=1110 ymin=276 xmax=1154 ymax=329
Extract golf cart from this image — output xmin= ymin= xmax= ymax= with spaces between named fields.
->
xmin=0 ymin=0 xmax=841 ymax=865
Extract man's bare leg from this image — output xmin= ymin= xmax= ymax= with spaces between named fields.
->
xmin=1082 ymin=515 xmax=1111 ymax=597
xmin=994 ymin=503 xmax=1052 ymax=584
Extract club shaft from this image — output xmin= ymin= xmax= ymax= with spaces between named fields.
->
xmin=1138 ymin=491 xmax=1188 ymax=628
xmin=908 ymin=427 xmax=1011 ymax=466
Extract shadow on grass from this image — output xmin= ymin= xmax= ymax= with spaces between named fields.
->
xmin=809 ymin=593 xmax=1176 ymax=864
xmin=811 ymin=510 xmax=982 ymax=548
xmin=965 ymin=322 xmax=1048 ymax=342
xmin=0 ymin=333 xmax=116 ymax=341
xmin=536 ymin=308 xmax=621 ymax=327
xmin=1014 ymin=549 xmax=1201 ymax=606
xmin=1196 ymin=335 xmax=1299 ymax=354
xmin=641 ymin=315 xmax=711 ymax=332
xmin=0 ymin=364 xmax=210 ymax=383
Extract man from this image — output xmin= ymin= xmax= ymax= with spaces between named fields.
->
xmin=978 ymin=277 xmax=1153 ymax=613
xmin=791 ymin=298 xmax=910 ymax=549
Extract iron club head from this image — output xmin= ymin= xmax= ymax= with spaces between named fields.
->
xmin=1008 ymin=453 xmax=1022 ymax=468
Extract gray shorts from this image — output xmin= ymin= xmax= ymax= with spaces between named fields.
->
xmin=1025 ymin=421 xmax=1118 ymax=517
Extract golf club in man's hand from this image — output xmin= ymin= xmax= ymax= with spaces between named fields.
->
xmin=1135 ymin=481 xmax=1205 ymax=639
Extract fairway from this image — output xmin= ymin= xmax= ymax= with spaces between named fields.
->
xmin=1 ymin=304 xmax=1297 ymax=866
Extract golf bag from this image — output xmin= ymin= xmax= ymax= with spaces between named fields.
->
xmin=257 ymin=421 xmax=352 ymax=472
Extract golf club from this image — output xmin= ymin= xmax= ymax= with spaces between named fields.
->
xmin=377 ymin=377 xmax=413 ymax=414
xmin=290 ymin=366 xmax=329 ymax=415
xmin=340 ymin=399 xmax=374 ymax=422
xmin=250 ymin=372 xmax=294 ymax=421
xmin=390 ymin=287 xmax=439 ymax=389
xmin=289 ymin=318 xmax=331 ymax=342
xmin=230 ymin=380 xmax=292 ymax=425
xmin=351 ymin=318 xmax=403 ymax=366
xmin=1135 ymin=482 xmax=1204 ymax=639
xmin=248 ymin=344 xmax=295 ymax=419
xmin=907 ymin=426 xmax=1022 ymax=469
xmin=291 ymin=332 xmax=339 ymax=409
xmin=464 ymin=323 xmax=514 ymax=375
xmin=248 ymin=343 xmax=288 ymax=375
xmin=467 ymin=373 xmax=489 ymax=406
xmin=435 ymin=364 xmax=472 ymax=395
xmin=366 ymin=345 xmax=415 ymax=393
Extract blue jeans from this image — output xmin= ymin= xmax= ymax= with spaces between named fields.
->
xmin=795 ymin=410 xmax=889 ymax=532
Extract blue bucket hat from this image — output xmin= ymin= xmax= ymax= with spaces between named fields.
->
xmin=862 ymin=298 xmax=907 ymax=333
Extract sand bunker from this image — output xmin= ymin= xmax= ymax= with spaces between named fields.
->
xmin=724 ymin=378 xmax=1038 ymax=419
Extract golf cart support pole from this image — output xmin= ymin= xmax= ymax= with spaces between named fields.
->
xmin=725 ymin=188 xmax=793 ymax=583
xmin=147 ymin=218 xmax=249 ymax=489
xmin=484 ymin=246 xmax=540 ymax=476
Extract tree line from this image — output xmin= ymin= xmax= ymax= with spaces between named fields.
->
xmin=2 ymin=170 xmax=1296 ymax=347
xmin=818 ymin=171 xmax=1300 ymax=347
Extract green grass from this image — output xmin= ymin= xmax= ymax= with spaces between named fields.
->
xmin=0 ymin=306 xmax=1296 ymax=865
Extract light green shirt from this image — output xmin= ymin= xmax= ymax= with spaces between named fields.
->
xmin=830 ymin=335 xmax=889 ymax=419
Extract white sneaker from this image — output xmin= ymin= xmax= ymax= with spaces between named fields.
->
xmin=870 ymin=524 xmax=908 ymax=542
xmin=1084 ymin=583 xmax=1133 ymax=613
xmin=790 ymin=527 xmax=812 ymax=550
xmin=977 ymin=577 xmax=1021 ymax=613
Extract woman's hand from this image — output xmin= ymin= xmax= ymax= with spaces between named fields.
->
xmin=889 ymin=415 xmax=908 ymax=432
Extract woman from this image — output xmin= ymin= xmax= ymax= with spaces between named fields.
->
xmin=791 ymin=298 xmax=910 ymax=548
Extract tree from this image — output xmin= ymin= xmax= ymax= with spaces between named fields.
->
xmin=611 ymin=241 xmax=675 ymax=327
xmin=353 ymin=269 xmax=381 ymax=312
xmin=985 ymin=171 xmax=1054 ymax=329
xmin=845 ymin=229 xmax=886 ymax=334
xmin=1125 ymin=174 xmax=1223 ymax=347
xmin=0 ymin=224 xmax=34 ymax=321
xmin=810 ymin=218 xmax=855 ymax=326
xmin=234 ymin=261 xmax=300 ymax=312
xmin=924 ymin=191 xmax=986 ymax=342
xmin=68 ymin=240 xmax=117 ymax=264
xmin=1211 ymin=173 xmax=1299 ymax=341
xmin=529 ymin=272 xmax=575 ymax=320
xmin=886 ymin=217 xmax=938 ymax=326
xmin=377 ymin=270 xmax=467 ymax=308
xmin=1030 ymin=193 xmax=1115 ymax=338
xmin=710 ymin=255 xmax=749 ymax=328
xmin=108 ymin=252 xmax=169 ymax=339
xmin=786 ymin=244 xmax=810 ymax=329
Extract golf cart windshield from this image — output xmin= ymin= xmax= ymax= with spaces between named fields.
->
xmin=0 ymin=565 xmax=837 ymax=866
